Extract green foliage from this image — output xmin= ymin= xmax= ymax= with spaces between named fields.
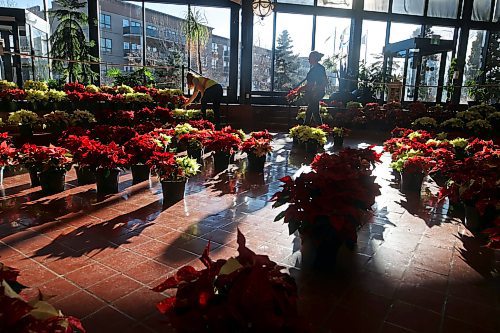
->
xmin=274 ymin=30 xmax=300 ymax=91
xmin=49 ymin=0 xmax=97 ymax=83
xmin=8 ymin=110 xmax=39 ymax=125
xmin=182 ymin=7 xmax=209 ymax=74
xmin=107 ymin=67 xmax=155 ymax=87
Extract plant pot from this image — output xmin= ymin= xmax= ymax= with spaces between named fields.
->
xmin=464 ymin=204 xmax=480 ymax=231
xmin=95 ymin=168 xmax=120 ymax=194
xmin=75 ymin=165 xmax=96 ymax=185
xmin=39 ymin=169 xmax=66 ymax=194
xmin=400 ymin=172 xmax=424 ymax=193
xmin=186 ymin=147 xmax=202 ymax=161
xmin=300 ymin=217 xmax=342 ymax=270
xmin=131 ymin=164 xmax=150 ymax=184
xmin=333 ymin=136 xmax=344 ymax=147
xmin=247 ymin=152 xmax=266 ymax=172
xmin=305 ymin=141 xmax=320 ymax=154
xmin=161 ymin=179 xmax=186 ymax=205
xmin=213 ymin=151 xmax=231 ymax=171
xmin=430 ymin=171 xmax=448 ymax=187
xmin=0 ymin=166 xmax=4 ymax=186
xmin=19 ymin=124 xmax=33 ymax=138
xmin=28 ymin=167 xmax=40 ymax=187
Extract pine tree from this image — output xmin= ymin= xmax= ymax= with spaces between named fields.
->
xmin=485 ymin=31 xmax=500 ymax=101
xmin=274 ymin=30 xmax=300 ymax=91
xmin=164 ymin=47 xmax=184 ymax=89
xmin=49 ymin=0 xmax=97 ymax=83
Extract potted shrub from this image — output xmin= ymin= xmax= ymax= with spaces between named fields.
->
xmin=0 ymin=132 xmax=16 ymax=185
xmin=273 ymin=148 xmax=381 ymax=269
xmin=76 ymin=140 xmax=128 ymax=194
xmin=152 ymin=230 xmax=305 ymax=333
xmin=43 ymin=111 xmax=70 ymax=136
xmin=204 ymin=131 xmax=241 ymax=171
xmin=8 ymin=109 xmax=39 ymax=138
xmin=289 ymin=125 xmax=327 ymax=153
xmin=332 ymin=127 xmax=349 ymax=147
xmin=147 ymin=151 xmax=200 ymax=204
xmin=16 ymin=144 xmax=72 ymax=194
xmin=240 ymin=136 xmax=272 ymax=172
xmin=123 ymin=133 xmax=159 ymax=184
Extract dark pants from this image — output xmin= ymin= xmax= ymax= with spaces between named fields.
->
xmin=201 ymin=84 xmax=223 ymax=129
xmin=304 ymin=92 xmax=324 ymax=126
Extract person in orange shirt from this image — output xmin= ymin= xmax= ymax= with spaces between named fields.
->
xmin=184 ymin=73 xmax=223 ymax=129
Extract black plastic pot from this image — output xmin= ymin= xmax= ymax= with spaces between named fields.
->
xmin=161 ymin=179 xmax=186 ymax=205
xmin=213 ymin=151 xmax=231 ymax=171
xmin=131 ymin=164 xmax=150 ymax=184
xmin=247 ymin=152 xmax=266 ymax=172
xmin=39 ymin=169 xmax=66 ymax=194
xmin=95 ymin=168 xmax=120 ymax=194
xmin=28 ymin=167 xmax=40 ymax=187
xmin=333 ymin=136 xmax=344 ymax=147
xmin=75 ymin=166 xmax=96 ymax=185
xmin=400 ymin=172 xmax=424 ymax=193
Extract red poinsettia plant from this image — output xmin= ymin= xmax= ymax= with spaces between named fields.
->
xmin=272 ymin=148 xmax=381 ymax=243
xmin=152 ymin=230 xmax=305 ymax=333
xmin=123 ymin=133 xmax=160 ymax=165
xmin=188 ymin=119 xmax=216 ymax=131
xmin=63 ymin=82 xmax=85 ymax=92
xmin=0 ymin=132 xmax=16 ymax=167
xmin=0 ymin=262 xmax=85 ymax=333
xmin=203 ymin=131 xmax=241 ymax=153
xmin=0 ymin=88 xmax=26 ymax=101
xmin=74 ymin=140 xmax=128 ymax=170
xmin=483 ymin=217 xmax=500 ymax=249
xmin=177 ymin=131 xmax=210 ymax=151
xmin=240 ymin=137 xmax=273 ymax=157
xmin=90 ymin=125 xmax=137 ymax=145
xmin=16 ymin=144 xmax=72 ymax=172
xmin=400 ymin=156 xmax=435 ymax=175
xmin=286 ymin=87 xmax=304 ymax=105
xmin=147 ymin=151 xmax=199 ymax=181
xmin=250 ymin=130 xmax=273 ymax=140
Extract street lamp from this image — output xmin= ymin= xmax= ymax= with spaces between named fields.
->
xmin=252 ymin=0 xmax=275 ymax=20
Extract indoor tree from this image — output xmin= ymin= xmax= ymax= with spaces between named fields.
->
xmin=49 ymin=0 xmax=97 ymax=83
xmin=182 ymin=6 xmax=209 ymax=74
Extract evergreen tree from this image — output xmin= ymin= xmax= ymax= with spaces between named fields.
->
xmin=465 ymin=31 xmax=484 ymax=79
xmin=274 ymin=30 xmax=299 ymax=91
xmin=182 ymin=7 xmax=209 ymax=74
xmin=49 ymin=0 xmax=97 ymax=83
xmin=485 ymin=31 xmax=500 ymax=101
xmin=163 ymin=47 xmax=184 ymax=89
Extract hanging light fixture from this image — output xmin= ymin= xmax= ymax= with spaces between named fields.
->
xmin=252 ymin=0 xmax=275 ymax=20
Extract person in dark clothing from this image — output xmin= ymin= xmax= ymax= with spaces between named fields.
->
xmin=301 ymin=51 xmax=328 ymax=125
xmin=184 ymin=73 xmax=223 ymax=129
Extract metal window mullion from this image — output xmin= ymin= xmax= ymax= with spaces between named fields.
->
xmin=271 ymin=11 xmax=277 ymax=92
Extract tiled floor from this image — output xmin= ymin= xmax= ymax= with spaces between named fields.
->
xmin=1 ymin=133 xmax=499 ymax=333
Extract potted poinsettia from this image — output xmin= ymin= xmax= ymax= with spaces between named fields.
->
xmin=75 ymin=140 xmax=128 ymax=194
xmin=395 ymin=155 xmax=435 ymax=193
xmin=152 ymin=230 xmax=306 ymax=333
xmin=59 ymin=134 xmax=96 ymax=186
xmin=0 ymin=132 xmax=16 ymax=185
xmin=272 ymin=148 xmax=381 ymax=269
xmin=147 ymin=151 xmax=200 ymax=204
xmin=8 ymin=109 xmax=39 ymax=138
xmin=123 ymin=133 xmax=160 ymax=184
xmin=177 ymin=130 xmax=210 ymax=161
xmin=240 ymin=136 xmax=272 ymax=172
xmin=203 ymin=131 xmax=241 ymax=171
xmin=43 ymin=111 xmax=70 ymax=136
xmin=289 ymin=125 xmax=327 ymax=153
xmin=16 ymin=144 xmax=72 ymax=194
xmin=331 ymin=127 xmax=350 ymax=147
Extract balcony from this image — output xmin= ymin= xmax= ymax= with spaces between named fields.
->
xmin=123 ymin=26 xmax=142 ymax=36
xmin=124 ymin=50 xmax=141 ymax=58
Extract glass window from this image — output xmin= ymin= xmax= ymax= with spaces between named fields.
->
xmin=392 ymin=0 xmax=425 ymax=16
xmin=484 ymin=31 xmax=499 ymax=101
xmin=389 ymin=23 xmax=421 ymax=43
xmin=100 ymin=38 xmax=112 ymax=54
xmin=131 ymin=21 xmax=141 ymax=27
xmin=315 ymin=16 xmax=350 ymax=97
xmin=100 ymin=13 xmax=111 ymax=29
xmin=317 ymin=0 xmax=352 ymax=9
xmin=252 ymin=14 xmax=273 ymax=91
xmin=123 ymin=42 xmax=130 ymax=49
xmin=123 ymin=19 xmax=130 ymax=27
xmin=427 ymin=26 xmax=455 ymax=41
xmin=31 ymin=27 xmax=49 ymax=80
xmin=472 ymin=0 xmax=492 ymax=21
xmin=427 ymin=0 xmax=459 ymax=19
xmin=364 ymin=0 xmax=389 ymax=12
xmin=274 ymin=13 xmax=313 ymax=91
xmin=360 ymin=21 xmax=387 ymax=66
xmin=462 ymin=30 xmax=487 ymax=103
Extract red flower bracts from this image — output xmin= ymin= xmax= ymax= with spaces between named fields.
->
xmin=250 ymin=130 xmax=273 ymax=140
xmin=401 ymin=156 xmax=435 ymax=175
xmin=0 ymin=133 xmax=15 ymax=167
xmin=91 ymin=125 xmax=137 ymax=145
xmin=124 ymin=133 xmax=159 ymax=165
xmin=240 ymin=137 xmax=272 ymax=157
xmin=273 ymin=147 xmax=381 ymax=243
xmin=0 ymin=262 xmax=85 ymax=333
xmin=16 ymin=144 xmax=72 ymax=172
xmin=152 ymin=230 xmax=305 ymax=333
xmin=63 ymin=82 xmax=85 ymax=92
xmin=188 ymin=119 xmax=215 ymax=131
xmin=204 ymin=131 xmax=241 ymax=153
xmin=74 ymin=140 xmax=128 ymax=170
